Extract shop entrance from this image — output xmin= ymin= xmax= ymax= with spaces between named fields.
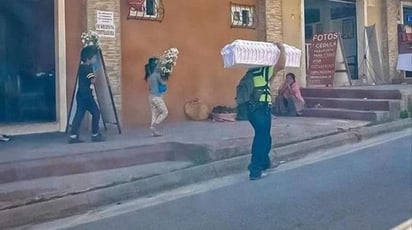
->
xmin=304 ymin=0 xmax=358 ymax=79
xmin=0 ymin=0 xmax=56 ymax=123
xmin=401 ymin=1 xmax=412 ymax=78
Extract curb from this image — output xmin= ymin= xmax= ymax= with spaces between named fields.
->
xmin=275 ymin=118 xmax=411 ymax=161
xmin=1 ymin=118 xmax=411 ymax=229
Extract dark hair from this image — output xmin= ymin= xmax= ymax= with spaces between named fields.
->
xmin=80 ymin=46 xmax=98 ymax=62
xmin=286 ymin=73 xmax=296 ymax=83
xmin=144 ymin=57 xmax=159 ymax=81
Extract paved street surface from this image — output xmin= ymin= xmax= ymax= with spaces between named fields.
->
xmin=28 ymin=130 xmax=412 ymax=230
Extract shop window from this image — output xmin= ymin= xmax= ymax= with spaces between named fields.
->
xmin=230 ymin=3 xmax=256 ymax=29
xmin=330 ymin=5 xmax=356 ymax=20
xmin=305 ymin=25 xmax=313 ymax=41
xmin=128 ymin=0 xmax=164 ymax=21
xmin=305 ymin=8 xmax=320 ymax=24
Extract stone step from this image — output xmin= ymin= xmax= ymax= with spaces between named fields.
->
xmin=0 ymin=139 xmax=253 ymax=185
xmin=304 ymin=97 xmax=401 ymax=111
xmin=303 ymin=108 xmax=391 ymax=122
xmin=0 ymin=161 xmax=193 ymax=211
xmin=0 ymin=143 xmax=204 ymax=184
xmin=301 ymin=88 xmax=402 ymax=100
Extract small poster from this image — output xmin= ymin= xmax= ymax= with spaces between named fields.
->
xmin=307 ymin=32 xmax=339 ymax=86
xmin=398 ymin=24 xmax=412 ymax=54
xmin=95 ymin=10 xmax=116 ymax=38
xmin=307 ymin=32 xmax=351 ymax=87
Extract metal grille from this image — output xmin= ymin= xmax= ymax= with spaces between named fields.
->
xmin=230 ymin=3 xmax=256 ymax=29
xmin=128 ymin=0 xmax=164 ymax=21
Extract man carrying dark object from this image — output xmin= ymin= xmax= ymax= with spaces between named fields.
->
xmin=68 ymin=46 xmax=104 ymax=144
xmin=236 ymin=43 xmax=286 ymax=180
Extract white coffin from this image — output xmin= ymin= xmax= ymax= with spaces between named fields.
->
xmin=221 ymin=40 xmax=301 ymax=68
xmin=283 ymin=44 xmax=302 ymax=68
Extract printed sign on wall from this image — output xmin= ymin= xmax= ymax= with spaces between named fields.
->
xmin=96 ymin=10 xmax=116 ymax=38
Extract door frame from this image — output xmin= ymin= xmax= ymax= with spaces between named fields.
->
xmin=401 ymin=1 xmax=412 ymax=23
xmin=0 ymin=0 xmax=67 ymax=135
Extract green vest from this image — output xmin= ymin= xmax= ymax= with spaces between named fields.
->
xmin=249 ymin=66 xmax=273 ymax=103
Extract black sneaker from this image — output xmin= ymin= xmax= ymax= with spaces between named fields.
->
xmin=0 ymin=135 xmax=10 ymax=142
xmin=91 ymin=133 xmax=104 ymax=142
xmin=249 ymin=170 xmax=269 ymax=181
xmin=68 ymin=136 xmax=84 ymax=144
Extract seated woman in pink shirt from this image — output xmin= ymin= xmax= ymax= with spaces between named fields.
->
xmin=272 ymin=72 xmax=305 ymax=116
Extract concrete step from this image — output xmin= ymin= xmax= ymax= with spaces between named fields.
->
xmin=304 ymin=97 xmax=401 ymax=111
xmin=0 ymin=139 xmax=254 ymax=185
xmin=0 ymin=161 xmax=193 ymax=211
xmin=301 ymin=88 xmax=402 ymax=100
xmin=303 ymin=108 xmax=390 ymax=122
xmin=0 ymin=143 xmax=202 ymax=184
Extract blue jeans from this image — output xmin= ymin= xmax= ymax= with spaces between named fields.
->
xmin=70 ymin=96 xmax=100 ymax=135
xmin=248 ymin=104 xmax=272 ymax=177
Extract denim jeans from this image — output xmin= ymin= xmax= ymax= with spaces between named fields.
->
xmin=71 ymin=97 xmax=100 ymax=135
xmin=248 ymin=103 xmax=272 ymax=177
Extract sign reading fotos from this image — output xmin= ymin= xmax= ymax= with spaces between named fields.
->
xmin=307 ymin=32 xmax=351 ymax=87
xmin=307 ymin=33 xmax=339 ymax=86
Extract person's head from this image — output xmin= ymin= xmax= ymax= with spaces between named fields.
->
xmin=144 ymin=57 xmax=159 ymax=81
xmin=286 ymin=73 xmax=296 ymax=84
xmin=81 ymin=46 xmax=98 ymax=64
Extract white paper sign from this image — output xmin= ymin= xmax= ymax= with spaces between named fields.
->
xmin=96 ymin=10 xmax=116 ymax=38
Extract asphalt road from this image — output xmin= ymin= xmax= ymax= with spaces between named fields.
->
xmin=39 ymin=132 xmax=412 ymax=230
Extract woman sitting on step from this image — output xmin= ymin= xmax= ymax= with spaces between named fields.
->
xmin=272 ymin=72 xmax=305 ymax=116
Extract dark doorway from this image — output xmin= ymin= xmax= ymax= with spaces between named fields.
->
xmin=0 ymin=0 xmax=56 ymax=123
xmin=304 ymin=0 xmax=358 ymax=79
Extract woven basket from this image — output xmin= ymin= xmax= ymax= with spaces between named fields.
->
xmin=184 ymin=99 xmax=210 ymax=121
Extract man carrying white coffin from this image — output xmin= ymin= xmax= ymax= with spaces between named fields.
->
xmin=235 ymin=43 xmax=286 ymax=180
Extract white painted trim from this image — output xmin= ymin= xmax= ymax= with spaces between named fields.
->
xmin=401 ymin=1 xmax=412 ymax=24
xmin=301 ymin=0 xmax=307 ymax=86
xmin=328 ymin=0 xmax=356 ymax=4
xmin=56 ymin=0 xmax=67 ymax=132
xmin=356 ymin=0 xmax=367 ymax=79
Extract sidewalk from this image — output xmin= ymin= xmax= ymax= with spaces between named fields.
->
xmin=0 ymin=117 xmax=368 ymax=163
xmin=0 ymin=117 xmax=411 ymax=229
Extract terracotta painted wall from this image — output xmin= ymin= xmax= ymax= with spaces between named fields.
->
xmin=65 ymin=0 xmax=85 ymax=107
xmin=121 ymin=0 xmax=266 ymax=127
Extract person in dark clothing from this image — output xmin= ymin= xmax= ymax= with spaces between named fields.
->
xmin=68 ymin=46 xmax=104 ymax=144
xmin=247 ymin=43 xmax=285 ymax=180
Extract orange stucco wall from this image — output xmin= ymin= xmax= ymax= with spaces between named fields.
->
xmin=65 ymin=0 xmax=85 ymax=107
xmin=120 ymin=0 xmax=265 ymax=127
